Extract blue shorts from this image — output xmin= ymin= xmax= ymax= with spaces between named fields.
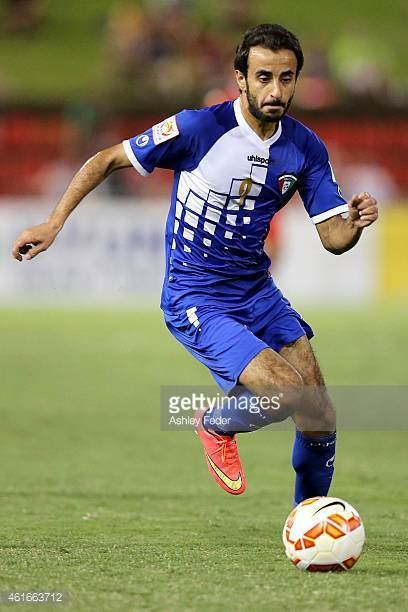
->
xmin=163 ymin=293 xmax=313 ymax=394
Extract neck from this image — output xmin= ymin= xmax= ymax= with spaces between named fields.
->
xmin=239 ymin=95 xmax=278 ymax=141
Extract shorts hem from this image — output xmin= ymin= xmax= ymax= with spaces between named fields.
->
xmin=270 ymin=328 xmax=313 ymax=354
xmin=222 ymin=342 xmax=269 ymax=395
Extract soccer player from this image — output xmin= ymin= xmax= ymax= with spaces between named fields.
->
xmin=12 ymin=24 xmax=378 ymax=503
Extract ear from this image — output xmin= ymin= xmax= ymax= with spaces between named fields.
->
xmin=235 ymin=70 xmax=246 ymax=93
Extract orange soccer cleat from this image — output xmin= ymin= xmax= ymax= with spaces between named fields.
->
xmin=195 ymin=410 xmax=246 ymax=495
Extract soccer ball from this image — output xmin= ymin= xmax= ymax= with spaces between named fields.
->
xmin=282 ymin=496 xmax=365 ymax=571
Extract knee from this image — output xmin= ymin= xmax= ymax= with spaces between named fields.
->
xmin=263 ymin=365 xmax=305 ymax=422
xmin=294 ymin=396 xmax=337 ymax=434
xmin=318 ymin=402 xmax=336 ymax=432
xmin=278 ymin=364 xmax=305 ymax=408
xmin=282 ymin=363 xmax=304 ymax=388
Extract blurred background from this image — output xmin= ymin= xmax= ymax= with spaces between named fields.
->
xmin=0 ymin=0 xmax=407 ymax=303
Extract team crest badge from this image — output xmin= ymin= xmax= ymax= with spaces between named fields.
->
xmin=278 ymin=174 xmax=297 ymax=195
xmin=152 ymin=115 xmax=179 ymax=145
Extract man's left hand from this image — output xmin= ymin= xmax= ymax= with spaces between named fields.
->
xmin=348 ymin=192 xmax=378 ymax=228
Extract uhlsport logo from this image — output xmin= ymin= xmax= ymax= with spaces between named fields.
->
xmin=136 ymin=134 xmax=149 ymax=147
xmin=278 ymin=174 xmax=298 ymax=195
xmin=247 ymin=154 xmax=271 ymax=165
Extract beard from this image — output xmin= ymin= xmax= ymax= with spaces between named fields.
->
xmin=245 ymin=83 xmax=293 ymax=123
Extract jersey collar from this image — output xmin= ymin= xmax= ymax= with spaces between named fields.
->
xmin=233 ymin=98 xmax=282 ymax=148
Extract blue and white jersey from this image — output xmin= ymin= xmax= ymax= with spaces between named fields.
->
xmin=122 ymin=99 xmax=348 ymax=312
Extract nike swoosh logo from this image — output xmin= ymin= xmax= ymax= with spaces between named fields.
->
xmin=314 ymin=500 xmax=346 ymax=515
xmin=206 ymin=454 xmax=243 ymax=491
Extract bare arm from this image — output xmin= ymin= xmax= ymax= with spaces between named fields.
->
xmin=12 ymin=143 xmax=131 ymax=261
xmin=316 ymin=192 xmax=378 ymax=255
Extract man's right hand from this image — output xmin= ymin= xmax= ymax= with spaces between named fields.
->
xmin=11 ymin=144 xmax=132 ymax=262
xmin=12 ymin=222 xmax=60 ymax=261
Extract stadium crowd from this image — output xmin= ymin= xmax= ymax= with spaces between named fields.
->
xmin=0 ymin=0 xmax=406 ymax=200
xmin=103 ymin=0 xmax=405 ymax=111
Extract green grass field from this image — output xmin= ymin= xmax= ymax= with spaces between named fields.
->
xmin=0 ymin=305 xmax=407 ymax=611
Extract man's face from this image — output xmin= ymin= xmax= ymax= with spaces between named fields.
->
xmin=236 ymin=46 xmax=298 ymax=123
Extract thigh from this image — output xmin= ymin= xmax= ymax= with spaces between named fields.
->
xmin=279 ymin=335 xmax=325 ymax=385
xmin=239 ymin=347 xmax=304 ymax=422
xmin=239 ymin=303 xmax=312 ymax=395
xmin=239 ymin=347 xmax=303 ymax=395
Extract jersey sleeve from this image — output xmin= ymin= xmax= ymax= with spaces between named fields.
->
xmin=298 ymin=134 xmax=348 ymax=224
xmin=122 ymin=111 xmax=198 ymax=175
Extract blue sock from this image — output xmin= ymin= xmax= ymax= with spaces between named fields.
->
xmin=292 ymin=430 xmax=336 ymax=506
xmin=203 ymin=388 xmax=275 ymax=434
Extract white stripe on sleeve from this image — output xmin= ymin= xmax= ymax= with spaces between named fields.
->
xmin=311 ymin=203 xmax=349 ymax=224
xmin=122 ymin=140 xmax=149 ymax=176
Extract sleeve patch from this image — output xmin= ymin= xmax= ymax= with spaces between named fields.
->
xmin=152 ymin=115 xmax=179 ymax=145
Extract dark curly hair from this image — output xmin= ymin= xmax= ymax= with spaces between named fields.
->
xmin=234 ymin=23 xmax=304 ymax=77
